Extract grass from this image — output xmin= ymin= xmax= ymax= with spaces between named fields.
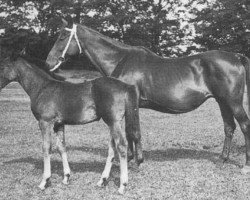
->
xmin=1 ymin=83 xmax=250 ymax=200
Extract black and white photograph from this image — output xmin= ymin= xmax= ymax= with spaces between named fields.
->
xmin=1 ymin=0 xmax=250 ymax=199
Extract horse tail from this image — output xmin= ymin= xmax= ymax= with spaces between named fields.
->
xmin=125 ymin=85 xmax=143 ymax=165
xmin=238 ymin=54 xmax=250 ymax=116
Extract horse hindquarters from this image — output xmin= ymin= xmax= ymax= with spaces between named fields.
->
xmin=212 ymin=54 xmax=250 ymax=172
xmin=93 ymin=78 xmax=129 ymax=193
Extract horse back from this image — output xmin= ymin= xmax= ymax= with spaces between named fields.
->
xmin=112 ymin=50 xmax=246 ymax=113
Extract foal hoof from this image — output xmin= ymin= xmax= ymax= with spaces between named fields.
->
xmin=97 ymin=178 xmax=108 ymax=187
xmin=38 ymin=178 xmax=51 ymax=190
xmin=62 ymin=174 xmax=70 ymax=185
xmin=118 ymin=185 xmax=126 ymax=195
xmin=241 ymin=165 xmax=250 ymax=174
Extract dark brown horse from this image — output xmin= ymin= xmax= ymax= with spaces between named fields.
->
xmin=0 ymin=56 xmax=143 ymax=194
xmin=46 ymin=19 xmax=250 ymax=173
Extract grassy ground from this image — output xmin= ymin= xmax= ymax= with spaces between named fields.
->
xmin=1 ymin=83 xmax=250 ymax=200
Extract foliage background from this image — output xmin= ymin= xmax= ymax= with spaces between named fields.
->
xmin=0 ymin=0 xmax=250 ymax=70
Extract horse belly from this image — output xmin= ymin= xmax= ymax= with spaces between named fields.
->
xmin=63 ymin=104 xmax=98 ymax=125
xmin=143 ymin=84 xmax=212 ymax=114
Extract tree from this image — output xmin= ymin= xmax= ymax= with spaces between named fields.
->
xmin=85 ymin=0 xmax=191 ymax=57
xmin=0 ymin=0 xmax=194 ymax=61
xmin=190 ymin=0 xmax=250 ymax=56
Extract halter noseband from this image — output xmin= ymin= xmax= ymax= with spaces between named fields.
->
xmin=50 ymin=24 xmax=82 ymax=72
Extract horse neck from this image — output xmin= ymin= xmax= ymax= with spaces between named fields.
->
xmin=15 ymin=59 xmax=51 ymax=99
xmin=78 ymin=25 xmax=129 ymax=76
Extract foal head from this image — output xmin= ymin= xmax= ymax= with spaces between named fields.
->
xmin=0 ymin=57 xmax=18 ymax=89
xmin=46 ymin=19 xmax=82 ymax=71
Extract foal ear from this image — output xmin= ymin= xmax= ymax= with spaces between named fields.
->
xmin=62 ymin=18 xmax=68 ymax=27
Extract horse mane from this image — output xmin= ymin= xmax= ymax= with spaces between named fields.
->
xmin=19 ymin=53 xmax=66 ymax=81
xmin=78 ymin=23 xmax=132 ymax=50
xmin=77 ymin=23 xmax=160 ymax=57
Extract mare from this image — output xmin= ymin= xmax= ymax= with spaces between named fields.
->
xmin=46 ymin=19 xmax=250 ymax=173
xmin=0 ymin=55 xmax=142 ymax=194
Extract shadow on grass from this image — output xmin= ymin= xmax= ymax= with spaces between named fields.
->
xmin=4 ymin=146 xmax=243 ymax=175
xmin=4 ymin=157 xmax=106 ymax=176
xmin=69 ymin=145 xmax=222 ymax=163
xmin=69 ymin=145 xmax=244 ymax=167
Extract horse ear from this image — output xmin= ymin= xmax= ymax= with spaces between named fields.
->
xmin=20 ymin=47 xmax=27 ymax=56
xmin=62 ymin=18 xmax=68 ymax=27
xmin=65 ymin=15 xmax=73 ymax=28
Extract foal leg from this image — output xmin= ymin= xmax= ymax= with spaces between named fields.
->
xmin=112 ymin=122 xmax=128 ymax=194
xmin=38 ymin=120 xmax=53 ymax=190
xmin=54 ymin=124 xmax=70 ymax=185
xmin=230 ymin=104 xmax=250 ymax=173
xmin=218 ymin=102 xmax=236 ymax=162
xmin=97 ymin=139 xmax=115 ymax=187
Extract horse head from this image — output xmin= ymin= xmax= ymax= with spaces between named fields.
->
xmin=0 ymin=56 xmax=18 ymax=90
xmin=46 ymin=18 xmax=83 ymax=71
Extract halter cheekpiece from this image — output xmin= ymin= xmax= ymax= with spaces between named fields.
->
xmin=50 ymin=24 xmax=82 ymax=72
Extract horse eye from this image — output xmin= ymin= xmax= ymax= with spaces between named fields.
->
xmin=59 ymin=36 xmax=67 ymax=41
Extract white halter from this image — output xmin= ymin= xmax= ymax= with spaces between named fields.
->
xmin=50 ymin=24 xmax=82 ymax=72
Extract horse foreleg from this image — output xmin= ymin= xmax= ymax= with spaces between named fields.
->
xmin=54 ymin=124 xmax=70 ymax=185
xmin=97 ymin=139 xmax=115 ymax=187
xmin=38 ymin=120 xmax=53 ymax=190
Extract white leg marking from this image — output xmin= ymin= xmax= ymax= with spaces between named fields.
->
xmin=97 ymin=140 xmax=115 ymax=187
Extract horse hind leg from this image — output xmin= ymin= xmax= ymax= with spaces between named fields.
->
xmin=100 ymin=121 xmax=128 ymax=194
xmin=126 ymin=130 xmax=144 ymax=165
xmin=218 ymin=101 xmax=236 ymax=162
xmin=230 ymin=104 xmax=250 ymax=174
xmin=54 ymin=124 xmax=70 ymax=185
xmin=97 ymin=138 xmax=115 ymax=187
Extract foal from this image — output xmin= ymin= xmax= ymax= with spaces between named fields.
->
xmin=0 ymin=56 xmax=142 ymax=194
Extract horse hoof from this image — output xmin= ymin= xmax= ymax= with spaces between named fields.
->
xmin=128 ymin=154 xmax=134 ymax=162
xmin=39 ymin=178 xmax=51 ymax=190
xmin=62 ymin=174 xmax=70 ymax=185
xmin=118 ymin=186 xmax=125 ymax=195
xmin=62 ymin=178 xmax=69 ymax=185
xmin=38 ymin=184 xmax=46 ymax=190
xmin=97 ymin=178 xmax=108 ymax=187
xmin=241 ymin=165 xmax=250 ymax=174
xmin=219 ymin=154 xmax=229 ymax=163
xmin=137 ymin=157 xmax=144 ymax=166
